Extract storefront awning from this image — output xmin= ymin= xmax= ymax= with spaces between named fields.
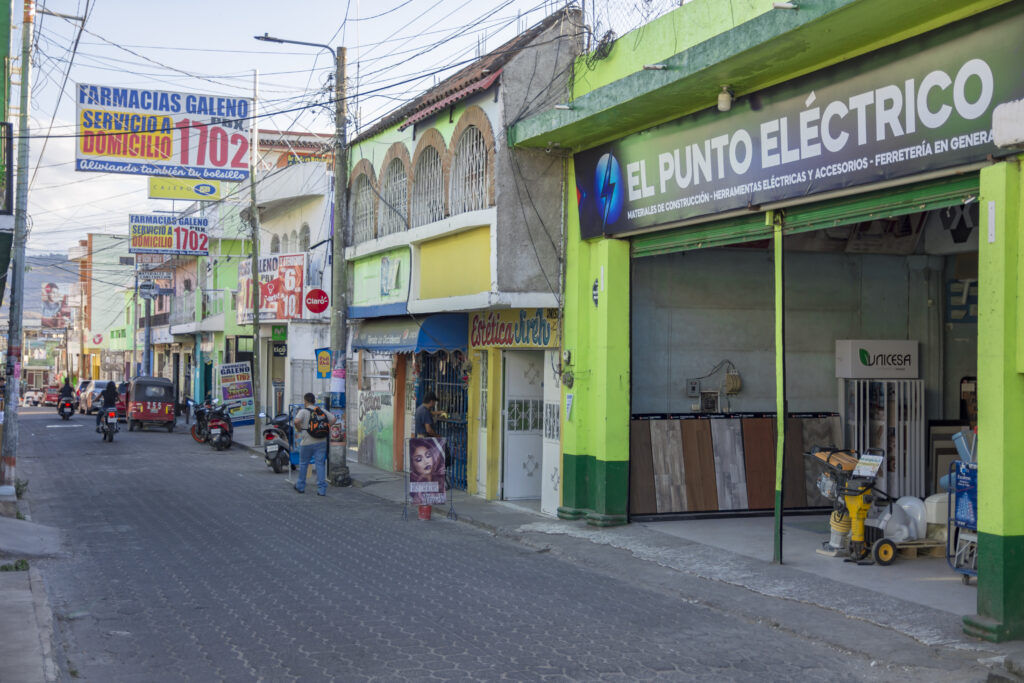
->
xmin=352 ymin=314 xmax=468 ymax=354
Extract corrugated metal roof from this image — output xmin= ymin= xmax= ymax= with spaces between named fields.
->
xmin=352 ymin=8 xmax=573 ymax=144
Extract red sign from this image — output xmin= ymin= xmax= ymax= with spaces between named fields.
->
xmin=92 ymin=333 xmax=103 ymax=345
xmin=237 ymin=253 xmax=306 ymax=323
xmin=305 ymin=288 xmax=329 ymax=314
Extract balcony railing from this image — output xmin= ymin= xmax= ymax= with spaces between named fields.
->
xmin=202 ymin=291 xmax=227 ymax=319
xmin=170 ymin=294 xmax=197 ymax=326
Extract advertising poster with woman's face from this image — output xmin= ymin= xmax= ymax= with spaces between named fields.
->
xmin=408 ymin=437 xmax=446 ymax=505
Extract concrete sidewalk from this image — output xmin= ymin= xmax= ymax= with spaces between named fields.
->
xmin=0 ymin=503 xmax=62 ymax=683
xmin=232 ymin=432 xmax=1024 ymax=678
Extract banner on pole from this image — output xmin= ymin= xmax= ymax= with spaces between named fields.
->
xmin=216 ymin=362 xmax=255 ymax=425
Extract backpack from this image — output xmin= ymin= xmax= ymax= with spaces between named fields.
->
xmin=307 ymin=408 xmax=330 ymax=439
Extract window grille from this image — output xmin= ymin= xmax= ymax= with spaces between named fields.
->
xmin=352 ymin=174 xmax=375 ymax=244
xmin=291 ymin=230 xmax=298 ymax=250
xmin=299 ymin=223 xmax=310 ymax=251
xmin=280 ymin=233 xmax=289 ymax=253
xmin=378 ymin=157 xmax=408 ymax=237
xmin=411 ymin=146 xmax=444 ymax=227
xmin=270 ymin=234 xmax=280 ymax=254
xmin=450 ymin=125 xmax=489 ymax=215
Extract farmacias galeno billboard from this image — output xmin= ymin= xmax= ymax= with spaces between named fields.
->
xmin=76 ymin=84 xmax=251 ymax=181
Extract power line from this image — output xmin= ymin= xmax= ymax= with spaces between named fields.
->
xmin=29 ymin=0 xmax=94 ymax=195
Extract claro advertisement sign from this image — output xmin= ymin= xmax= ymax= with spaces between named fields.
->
xmin=573 ymin=5 xmax=1024 ymax=238
xmin=237 ymin=253 xmax=306 ymax=323
xmin=76 ymin=84 xmax=251 ymax=181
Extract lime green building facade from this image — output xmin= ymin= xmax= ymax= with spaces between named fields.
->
xmin=512 ymin=0 xmax=1023 ymax=641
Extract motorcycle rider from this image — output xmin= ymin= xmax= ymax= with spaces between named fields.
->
xmin=96 ymin=381 xmax=120 ymax=431
xmin=57 ymin=378 xmax=74 ymax=414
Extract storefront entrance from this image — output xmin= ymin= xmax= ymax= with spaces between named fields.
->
xmin=502 ymin=350 xmax=544 ymax=501
xmin=628 ymin=179 xmax=979 ymax=519
xmin=420 ymin=351 xmax=468 ymax=490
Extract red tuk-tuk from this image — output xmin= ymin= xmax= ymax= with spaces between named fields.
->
xmin=126 ymin=377 xmax=176 ymax=432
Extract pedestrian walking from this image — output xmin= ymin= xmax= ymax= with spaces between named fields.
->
xmin=292 ymin=392 xmax=336 ymax=496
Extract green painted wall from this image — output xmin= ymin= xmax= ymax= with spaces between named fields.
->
xmin=559 ymin=162 xmax=631 ymax=525
xmin=206 ymin=238 xmax=250 ymax=337
xmin=573 ymin=0 xmax=766 ymax=97
xmin=0 ymin=2 xmax=11 ymax=119
xmin=962 ymin=159 xmax=1024 ymax=643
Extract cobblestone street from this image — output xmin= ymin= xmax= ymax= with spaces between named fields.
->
xmin=17 ymin=408 xmax=990 ymax=681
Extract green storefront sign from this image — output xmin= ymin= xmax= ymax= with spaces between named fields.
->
xmin=574 ymin=4 xmax=1024 ymax=238
xmin=351 ymin=246 xmax=410 ymax=317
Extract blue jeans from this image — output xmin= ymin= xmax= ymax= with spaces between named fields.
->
xmin=295 ymin=441 xmax=328 ymax=495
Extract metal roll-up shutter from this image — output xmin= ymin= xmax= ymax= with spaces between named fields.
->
xmin=781 ymin=174 xmax=979 ymax=235
xmin=631 ymin=214 xmax=770 ymax=258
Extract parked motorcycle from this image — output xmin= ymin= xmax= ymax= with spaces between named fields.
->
xmin=99 ymin=406 xmax=119 ymax=442
xmin=207 ymin=400 xmax=237 ymax=451
xmin=58 ymin=400 xmax=74 ymax=421
xmin=259 ymin=411 xmax=294 ymax=473
xmin=190 ymin=399 xmax=213 ymax=443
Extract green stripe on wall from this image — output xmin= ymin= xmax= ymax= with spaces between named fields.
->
xmin=558 ymin=452 xmax=628 ymax=526
xmin=963 ymin=532 xmax=1024 ymax=642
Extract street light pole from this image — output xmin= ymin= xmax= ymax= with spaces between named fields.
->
xmin=255 ymin=34 xmax=350 ymax=486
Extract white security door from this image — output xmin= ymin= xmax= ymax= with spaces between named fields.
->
xmin=502 ymin=350 xmax=544 ymax=500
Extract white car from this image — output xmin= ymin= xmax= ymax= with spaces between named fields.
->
xmin=24 ymin=390 xmax=43 ymax=406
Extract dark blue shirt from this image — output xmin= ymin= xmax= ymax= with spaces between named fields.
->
xmin=414 ymin=404 xmax=434 ymax=436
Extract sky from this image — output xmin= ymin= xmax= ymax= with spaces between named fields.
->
xmin=19 ymin=0 xmax=684 ymax=255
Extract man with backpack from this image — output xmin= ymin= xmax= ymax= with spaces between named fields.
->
xmin=292 ymin=392 xmax=337 ymax=496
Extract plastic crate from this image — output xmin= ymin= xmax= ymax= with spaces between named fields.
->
xmin=951 ymin=460 xmax=978 ymax=530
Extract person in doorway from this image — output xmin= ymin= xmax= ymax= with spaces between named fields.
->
xmin=95 ymin=381 xmax=119 ymax=430
xmin=292 ymin=392 xmax=336 ymax=496
xmin=414 ymin=392 xmax=445 ymax=438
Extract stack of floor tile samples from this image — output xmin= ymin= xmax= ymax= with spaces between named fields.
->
xmin=629 ymin=415 xmax=841 ymax=516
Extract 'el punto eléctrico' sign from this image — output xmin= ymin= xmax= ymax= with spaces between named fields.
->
xmin=574 ymin=5 xmax=1024 ymax=238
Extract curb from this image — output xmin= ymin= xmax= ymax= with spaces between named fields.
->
xmin=29 ymin=567 xmax=58 ymax=683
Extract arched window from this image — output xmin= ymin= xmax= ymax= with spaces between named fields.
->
xmin=299 ymin=223 xmax=311 ymax=251
xmin=378 ymin=157 xmax=408 ymax=237
xmin=270 ymin=234 xmax=280 ymax=254
xmin=352 ymin=174 xmax=375 ymax=243
xmin=411 ymin=146 xmax=444 ymax=227
xmin=280 ymin=233 xmax=289 ymax=253
xmin=450 ymin=125 xmax=488 ymax=215
xmin=290 ymin=230 xmax=298 ymax=251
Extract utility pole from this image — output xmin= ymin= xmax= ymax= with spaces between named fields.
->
xmin=331 ymin=46 xmax=351 ymax=486
xmin=78 ymin=278 xmax=85 ymax=380
xmin=0 ymin=0 xmax=34 ymax=486
xmin=131 ymin=275 xmax=138 ymax=377
xmin=248 ymin=70 xmax=262 ymax=445
xmin=254 ymin=35 xmax=349 ymax=483
xmin=143 ymin=296 xmax=152 ymax=375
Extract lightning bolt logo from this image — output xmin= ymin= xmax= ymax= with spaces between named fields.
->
xmin=599 ymin=156 xmax=616 ymax=233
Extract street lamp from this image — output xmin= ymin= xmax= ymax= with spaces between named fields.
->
xmin=255 ymin=33 xmax=350 ymax=486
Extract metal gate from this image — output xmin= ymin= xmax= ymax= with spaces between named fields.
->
xmin=290 ymin=359 xmax=329 ymax=406
xmin=419 ymin=351 xmax=468 ymax=490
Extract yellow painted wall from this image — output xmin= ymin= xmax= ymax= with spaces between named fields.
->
xmin=418 ymin=226 xmax=490 ymax=299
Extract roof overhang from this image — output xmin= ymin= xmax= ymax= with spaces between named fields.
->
xmin=352 ymin=314 xmax=468 ymax=354
xmin=509 ymin=0 xmax=1012 ymax=151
